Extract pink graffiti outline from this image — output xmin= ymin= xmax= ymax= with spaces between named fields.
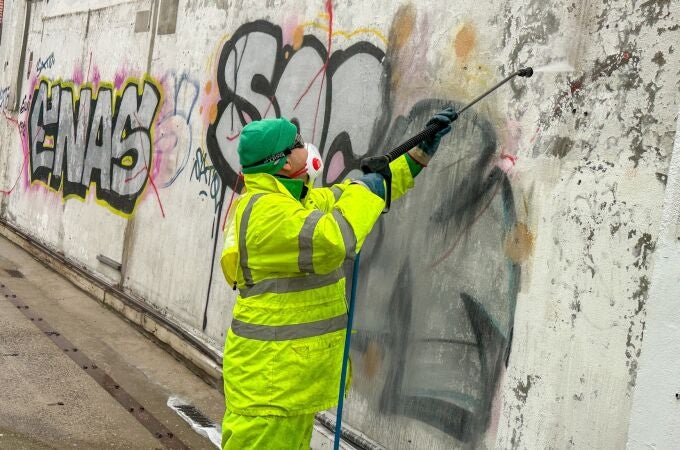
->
xmin=125 ymin=111 xmax=166 ymax=218
xmin=2 ymin=77 xmax=37 ymax=196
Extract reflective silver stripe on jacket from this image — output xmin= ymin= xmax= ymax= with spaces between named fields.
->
xmin=331 ymin=186 xmax=342 ymax=202
xmin=239 ymin=269 xmax=343 ymax=298
xmin=231 ymin=314 xmax=348 ymax=341
xmin=298 ymin=210 xmax=323 ymax=273
xmin=332 ymin=209 xmax=357 ymax=259
xmin=239 ymin=193 xmax=265 ymax=287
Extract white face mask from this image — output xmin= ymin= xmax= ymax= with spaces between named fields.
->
xmin=304 ymin=143 xmax=324 ymax=185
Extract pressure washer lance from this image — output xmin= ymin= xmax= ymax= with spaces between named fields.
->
xmin=360 ymin=66 xmax=534 ymax=213
xmin=332 ymin=67 xmax=534 ymax=450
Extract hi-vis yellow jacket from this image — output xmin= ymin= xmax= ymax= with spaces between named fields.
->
xmin=220 ymin=155 xmax=415 ymax=417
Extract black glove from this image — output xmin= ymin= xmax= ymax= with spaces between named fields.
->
xmin=419 ymin=107 xmax=457 ymax=156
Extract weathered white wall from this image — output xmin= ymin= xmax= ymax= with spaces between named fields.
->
xmin=627 ymin=107 xmax=680 ymax=449
xmin=0 ymin=0 xmax=679 ymax=448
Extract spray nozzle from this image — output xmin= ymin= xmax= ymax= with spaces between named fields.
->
xmin=517 ymin=67 xmax=534 ymax=78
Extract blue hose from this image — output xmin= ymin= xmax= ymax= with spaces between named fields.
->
xmin=334 ymin=252 xmax=361 ymax=449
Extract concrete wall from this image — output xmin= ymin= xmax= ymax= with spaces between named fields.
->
xmin=0 ymin=0 xmax=678 ymax=448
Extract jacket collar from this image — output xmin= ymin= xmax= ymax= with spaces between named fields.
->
xmin=243 ymin=173 xmax=306 ymax=201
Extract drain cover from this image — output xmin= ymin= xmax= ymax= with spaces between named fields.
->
xmin=167 ymin=397 xmax=221 ymax=448
xmin=174 ymin=404 xmax=214 ymax=428
xmin=5 ymin=269 xmax=24 ymax=278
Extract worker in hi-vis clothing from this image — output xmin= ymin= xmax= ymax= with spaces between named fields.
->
xmin=219 ymin=110 xmax=455 ymax=449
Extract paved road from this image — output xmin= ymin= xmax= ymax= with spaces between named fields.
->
xmin=0 ymin=235 xmax=224 ymax=449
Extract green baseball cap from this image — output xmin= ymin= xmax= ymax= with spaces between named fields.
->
xmin=237 ymin=118 xmax=299 ymax=175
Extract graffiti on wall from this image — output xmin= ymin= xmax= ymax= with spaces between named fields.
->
xmin=27 ymin=77 xmax=162 ymax=215
xmin=205 ymin=11 xmax=522 ymax=447
xmin=0 ymin=85 xmax=10 ymax=109
xmin=36 ymin=53 xmax=56 ymax=75
xmin=156 ymin=70 xmax=201 ymax=188
xmin=190 ymin=147 xmax=222 ymax=216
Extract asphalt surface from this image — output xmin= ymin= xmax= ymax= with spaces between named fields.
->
xmin=0 ymin=234 xmax=225 ymax=449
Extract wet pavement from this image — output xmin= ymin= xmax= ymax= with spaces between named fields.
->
xmin=0 ymin=234 xmax=224 ymax=449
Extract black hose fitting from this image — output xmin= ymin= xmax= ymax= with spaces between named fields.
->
xmin=517 ymin=67 xmax=534 ymax=78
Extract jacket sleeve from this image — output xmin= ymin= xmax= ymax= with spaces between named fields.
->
xmin=244 ymin=184 xmax=384 ymax=277
xmin=220 ymin=199 xmax=240 ymax=287
xmin=236 ymin=155 xmax=416 ymax=281
xmin=388 ymin=154 xmax=416 ymax=201
xmin=306 ymin=154 xmax=416 ymax=212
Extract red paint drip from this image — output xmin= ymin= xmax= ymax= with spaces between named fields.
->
xmin=3 ymin=111 xmax=19 ymax=125
xmin=226 ymin=132 xmax=241 ymax=141
xmin=144 ymin=163 xmax=165 ymax=218
xmin=124 ymin=168 xmax=147 ymax=183
xmin=131 ymin=111 xmax=165 ymax=217
xmin=293 ymin=0 xmax=333 ymax=142
xmin=500 ymin=153 xmax=517 ymax=165
xmin=262 ymin=95 xmax=278 ymax=118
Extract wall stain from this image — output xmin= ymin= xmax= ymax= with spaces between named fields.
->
xmin=510 ymin=375 xmax=539 ymax=449
xmin=549 ymin=136 xmax=575 ymax=158
xmin=632 ymin=233 xmax=655 ymax=270
xmin=454 ymin=23 xmax=476 ymax=59
xmin=513 ymin=374 xmax=539 ymax=403
xmin=657 ymin=23 xmax=679 ymax=35
xmin=504 ymin=222 xmax=535 ymax=263
xmin=386 ymin=4 xmax=416 ymax=92
xmin=625 ymin=276 xmax=650 ymax=390
xmin=631 ymin=275 xmax=650 ymax=316
xmin=388 ymin=4 xmax=415 ymax=52
xmin=361 ymin=340 xmax=382 ymax=379
xmin=639 ymin=0 xmax=672 ymax=27
xmin=652 ymin=51 xmax=666 ymax=66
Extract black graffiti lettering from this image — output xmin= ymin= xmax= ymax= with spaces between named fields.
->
xmin=28 ymin=79 xmax=161 ymax=214
xmin=190 ymin=147 xmax=222 ymax=214
xmin=206 ymin=21 xmax=386 ymax=190
xmin=29 ymin=82 xmax=60 ymax=185
xmin=19 ymin=94 xmax=30 ymax=114
xmin=36 ymin=53 xmax=56 ymax=75
xmin=0 ymin=86 xmax=10 ymax=109
xmin=82 ymin=88 xmax=113 ymax=191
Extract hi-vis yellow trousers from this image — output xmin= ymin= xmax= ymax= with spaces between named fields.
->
xmin=221 ymin=409 xmax=315 ymax=450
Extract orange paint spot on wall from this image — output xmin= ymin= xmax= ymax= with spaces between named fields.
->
xmin=292 ymin=25 xmax=305 ymax=50
xmin=361 ymin=341 xmax=382 ymax=379
xmin=504 ymin=223 xmax=535 ymax=263
xmin=454 ymin=24 xmax=476 ymax=59
xmin=204 ymin=80 xmax=212 ymax=94
xmin=209 ymin=103 xmax=218 ymax=123
xmin=389 ymin=5 xmax=415 ymax=52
